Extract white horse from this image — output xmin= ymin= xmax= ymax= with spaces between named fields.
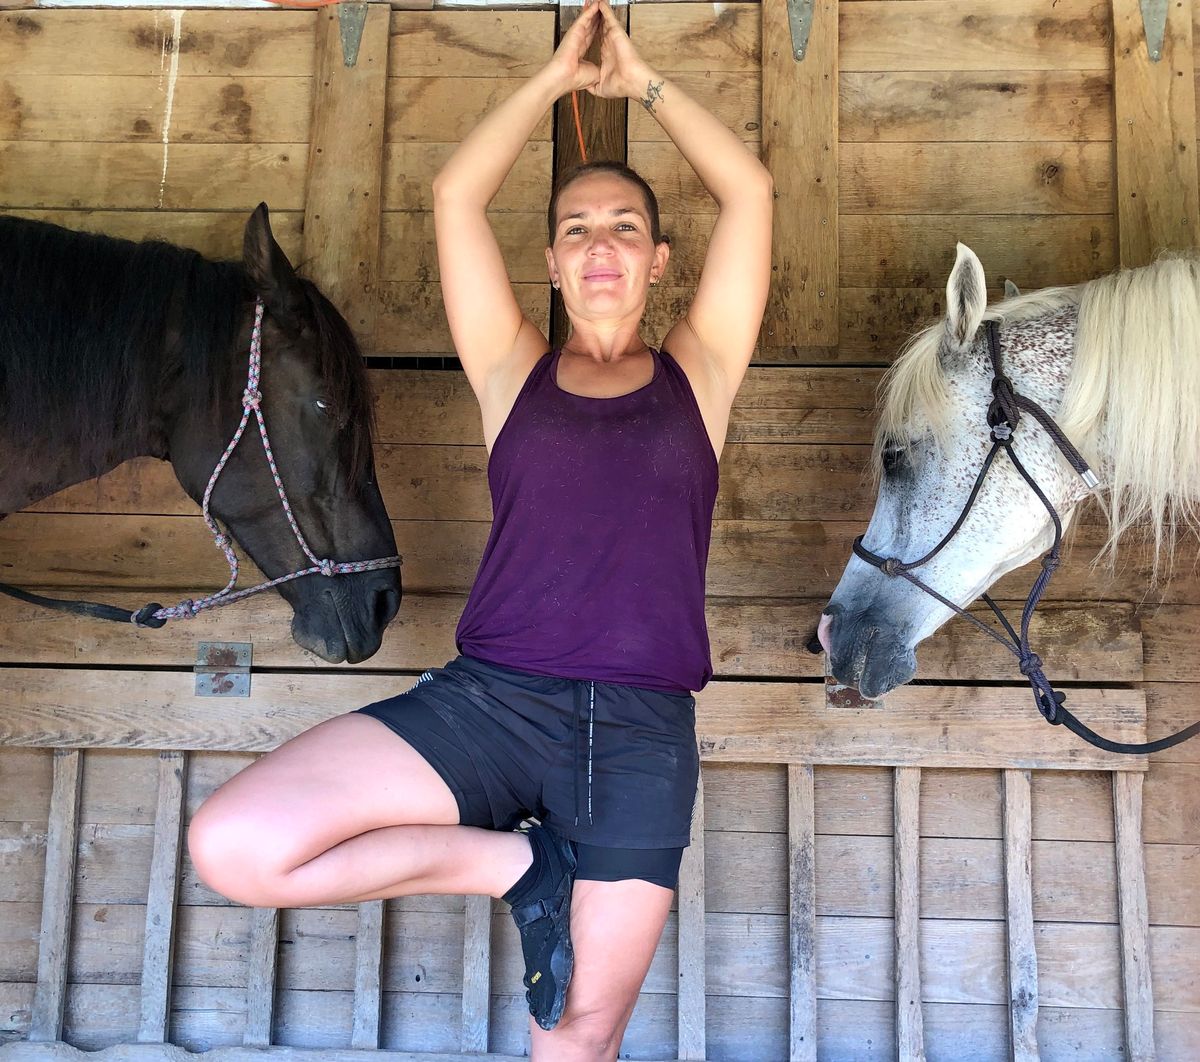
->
xmin=818 ymin=243 xmax=1200 ymax=704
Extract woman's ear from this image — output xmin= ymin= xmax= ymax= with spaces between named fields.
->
xmin=545 ymin=246 xmax=560 ymax=288
xmin=651 ymin=239 xmax=670 ymax=283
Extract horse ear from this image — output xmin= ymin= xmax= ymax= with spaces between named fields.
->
xmin=944 ymin=242 xmax=987 ymax=351
xmin=243 ymin=203 xmax=305 ymax=331
xmin=1004 ymin=278 xmax=1021 ymax=299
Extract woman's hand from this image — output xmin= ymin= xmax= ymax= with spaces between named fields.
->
xmin=544 ymin=1 xmax=603 ymax=95
xmin=591 ymin=0 xmax=658 ymax=102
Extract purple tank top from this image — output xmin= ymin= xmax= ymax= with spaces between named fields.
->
xmin=455 ymin=347 xmax=720 ymax=693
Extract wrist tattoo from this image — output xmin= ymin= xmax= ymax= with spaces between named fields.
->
xmin=640 ymin=79 xmax=665 ymax=113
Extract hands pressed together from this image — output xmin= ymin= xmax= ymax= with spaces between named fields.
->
xmin=548 ymin=0 xmax=658 ymax=104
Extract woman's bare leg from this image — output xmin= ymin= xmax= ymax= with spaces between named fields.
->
xmin=528 ymin=878 xmax=674 ymax=1062
xmin=188 ymin=713 xmax=531 ymax=908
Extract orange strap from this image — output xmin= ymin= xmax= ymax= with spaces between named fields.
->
xmin=570 ymin=90 xmax=588 ymax=163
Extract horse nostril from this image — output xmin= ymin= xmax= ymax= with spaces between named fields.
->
xmin=374 ymin=587 xmax=400 ymax=629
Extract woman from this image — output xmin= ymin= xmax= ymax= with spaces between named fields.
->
xmin=188 ymin=2 xmax=772 ymax=1057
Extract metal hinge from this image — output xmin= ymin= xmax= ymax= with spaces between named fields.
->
xmin=195 ymin=642 xmax=252 ymax=698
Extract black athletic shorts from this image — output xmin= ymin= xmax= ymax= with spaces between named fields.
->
xmin=356 ymin=655 xmax=700 ymax=888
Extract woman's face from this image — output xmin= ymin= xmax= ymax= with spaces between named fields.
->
xmin=546 ymin=172 xmax=668 ymax=320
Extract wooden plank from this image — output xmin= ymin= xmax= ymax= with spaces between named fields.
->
xmin=840 ymin=0 xmax=1111 ymax=73
xmin=381 ymin=140 xmax=549 ymax=211
xmin=2 ymin=1045 xmax=532 ymax=1062
xmin=0 ymin=75 xmax=313 ymax=144
xmin=677 ymin=770 xmax=706 ymax=1060
xmin=460 ymin=895 xmax=491 ymax=1053
xmin=628 ymin=70 xmax=759 ymax=141
xmin=1 ymin=209 xmax=304 ymax=263
xmin=380 ymin=210 xmax=547 ymax=283
xmin=387 ymin=10 xmax=554 ymax=78
xmin=632 ymin=2 xmax=761 ymax=73
xmin=842 ymin=142 xmax=1113 ymax=215
xmin=27 ymin=748 xmax=82 ymax=1042
xmin=839 ymin=70 xmax=1114 ymax=143
xmin=303 ymin=3 xmax=389 ymax=338
xmin=374 ymin=280 xmax=549 ymax=353
xmin=243 ymin=905 xmax=279 ymax=1047
xmin=136 ymin=750 xmax=188 ymax=1044
xmin=350 ymin=901 xmax=385 ymax=1050
xmin=893 ymin=766 xmax=925 ymax=1060
xmin=1113 ymin=772 xmax=1156 ymax=1061
xmin=1002 ymin=768 xmax=1040 ymax=1061
xmin=0 ymin=10 xmax=317 ymax=77
xmin=550 ymin=1 xmax=628 ymax=349
xmin=386 ymin=77 xmax=553 ymax=143
xmin=1145 ymin=683 xmax=1200 ymax=766
xmin=839 ymin=214 xmax=1117 ymax=290
xmin=1113 ymin=0 xmax=1199 ymax=266
xmin=761 ymin=0 xmax=838 ymax=351
xmin=0 ymin=669 xmax=1150 ymax=770
xmin=629 ymin=139 xmax=760 ymax=215
xmin=787 ymin=764 xmax=817 ymax=1062
xmin=0 ymin=143 xmax=308 ymax=211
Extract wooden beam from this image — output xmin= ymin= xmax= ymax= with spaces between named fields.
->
xmin=760 ymin=0 xmax=838 ymax=354
xmin=550 ymin=1 xmax=628 ymax=348
xmin=460 ymin=895 xmax=492 ymax=1053
xmin=137 ymin=751 xmax=188 ymax=1043
xmin=243 ymin=906 xmax=280 ymax=1047
xmin=787 ymin=764 xmax=817 ymax=1062
xmin=676 ymin=770 xmax=706 ymax=1061
xmin=350 ymin=901 xmax=386 ymax=1050
xmin=1112 ymin=0 xmax=1199 ymax=264
xmin=28 ymin=748 xmax=83 ymax=1043
xmin=893 ymin=766 xmax=925 ymax=1061
xmin=303 ymin=2 xmax=391 ymax=338
xmin=0 ymin=1046 xmax=533 ymax=1062
xmin=1002 ymin=768 xmax=1040 ymax=1062
xmin=1113 ymin=771 xmax=1156 ymax=1061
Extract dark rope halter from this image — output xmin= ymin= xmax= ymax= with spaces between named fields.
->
xmin=816 ymin=319 xmax=1199 ymax=756
xmin=0 ymin=299 xmax=402 ymax=628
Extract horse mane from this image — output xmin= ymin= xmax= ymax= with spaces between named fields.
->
xmin=0 ymin=215 xmax=374 ymax=484
xmin=876 ymin=252 xmax=1200 ymax=570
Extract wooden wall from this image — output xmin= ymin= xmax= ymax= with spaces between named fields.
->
xmin=0 ymin=3 xmax=1197 ymax=1060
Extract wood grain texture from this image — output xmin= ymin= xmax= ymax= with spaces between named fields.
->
xmin=893 ymin=767 xmax=926 ymax=1060
xmin=787 ymin=764 xmax=817 ymax=1062
xmin=27 ymin=749 xmax=82 ymax=1043
xmin=136 ymin=751 xmax=187 ymax=1044
xmin=760 ymin=0 xmax=837 ymax=352
xmin=1113 ymin=772 xmax=1156 ymax=1061
xmin=1112 ymin=0 xmax=1199 ymax=265
xmin=1002 ymin=769 xmax=1040 ymax=1061
xmin=676 ymin=770 xmax=706 ymax=1060
xmin=460 ymin=894 xmax=491 ymax=1053
xmin=349 ymin=901 xmax=385 ymax=1050
xmin=303 ymin=3 xmax=389 ymax=337
xmin=243 ymin=905 xmax=279 ymax=1047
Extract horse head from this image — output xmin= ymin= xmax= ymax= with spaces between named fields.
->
xmin=818 ymin=243 xmax=1100 ymax=698
xmin=166 ymin=205 xmax=401 ymax=663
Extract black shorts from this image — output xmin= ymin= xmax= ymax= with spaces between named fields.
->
xmin=357 ymin=655 xmax=700 ymax=885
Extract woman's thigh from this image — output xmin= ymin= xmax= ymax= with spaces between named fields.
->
xmin=189 ymin=713 xmax=461 ymax=878
xmin=530 ymin=877 xmax=674 ymax=1061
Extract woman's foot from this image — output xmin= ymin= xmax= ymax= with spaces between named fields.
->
xmin=504 ymin=824 xmax=577 ymax=1030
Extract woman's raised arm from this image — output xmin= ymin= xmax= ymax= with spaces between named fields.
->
xmin=432 ymin=5 xmax=602 ymax=407
xmin=593 ymin=0 xmax=773 ymax=403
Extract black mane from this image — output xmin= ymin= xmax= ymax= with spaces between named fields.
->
xmin=0 ymin=215 xmax=374 ymax=481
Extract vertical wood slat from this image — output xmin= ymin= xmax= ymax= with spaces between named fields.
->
xmin=243 ymin=906 xmax=280 ymax=1047
xmin=461 ymin=895 xmax=492 ymax=1053
xmin=760 ymin=0 xmax=839 ymax=353
xmin=677 ymin=770 xmax=706 ymax=1061
xmin=1112 ymin=0 xmax=1199 ymax=265
xmin=303 ymin=2 xmax=390 ymax=340
xmin=550 ymin=0 xmax=629 ymax=349
xmin=1002 ymin=768 xmax=1040 ymax=1062
xmin=28 ymin=748 xmax=84 ymax=1043
xmin=350 ymin=900 xmax=386 ymax=1050
xmin=787 ymin=764 xmax=817 ymax=1062
xmin=137 ymin=750 xmax=188 ymax=1043
xmin=893 ymin=766 xmax=925 ymax=1062
xmin=1113 ymin=771 xmax=1156 ymax=1061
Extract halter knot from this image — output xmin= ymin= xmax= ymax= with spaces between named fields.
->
xmin=179 ymin=599 xmax=199 ymax=619
xmin=1018 ymin=651 xmax=1043 ymax=677
xmin=881 ymin=558 xmax=901 ymax=577
xmin=318 ymin=558 xmax=335 ymax=577
xmin=242 ymin=388 xmax=262 ymax=411
xmin=214 ymin=534 xmax=229 ymax=551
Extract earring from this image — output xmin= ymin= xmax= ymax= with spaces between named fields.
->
xmin=552 ymin=281 xmax=560 ymax=290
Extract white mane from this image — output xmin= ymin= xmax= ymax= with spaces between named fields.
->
xmin=877 ymin=253 xmax=1200 ymax=569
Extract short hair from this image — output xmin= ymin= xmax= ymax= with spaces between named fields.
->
xmin=546 ymin=160 xmax=667 ymax=246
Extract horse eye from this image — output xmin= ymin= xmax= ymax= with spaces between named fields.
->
xmin=315 ymin=399 xmax=330 ymax=413
xmin=881 ymin=444 xmax=906 ymax=473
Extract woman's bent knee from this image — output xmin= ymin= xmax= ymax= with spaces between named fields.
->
xmin=188 ymin=798 xmax=298 ymax=908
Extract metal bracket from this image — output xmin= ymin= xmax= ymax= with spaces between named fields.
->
xmin=786 ymin=0 xmax=816 ymax=61
xmin=339 ymin=1 xmax=369 ymax=68
xmin=195 ymin=642 xmax=252 ymax=698
xmin=1140 ymin=0 xmax=1167 ymax=62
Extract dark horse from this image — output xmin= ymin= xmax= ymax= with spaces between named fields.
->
xmin=0 ymin=205 xmax=401 ymax=663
